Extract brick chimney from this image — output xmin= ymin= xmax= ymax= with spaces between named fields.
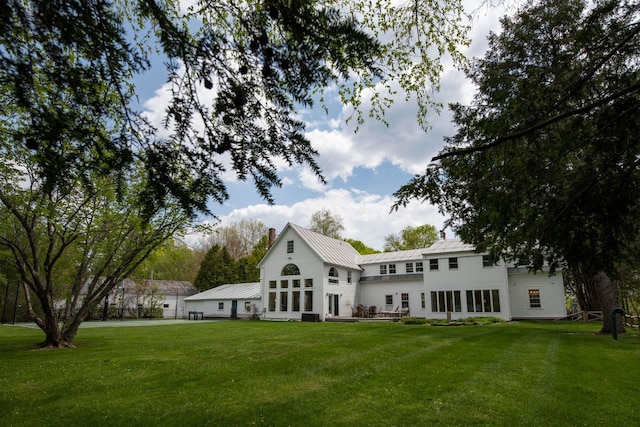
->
xmin=440 ymin=230 xmax=446 ymax=240
xmin=268 ymin=228 xmax=276 ymax=248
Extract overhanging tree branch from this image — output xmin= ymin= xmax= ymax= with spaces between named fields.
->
xmin=433 ymin=79 xmax=640 ymax=161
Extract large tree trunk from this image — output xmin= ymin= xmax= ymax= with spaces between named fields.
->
xmin=566 ymin=268 xmax=601 ymax=311
xmin=24 ymin=284 xmax=76 ymax=348
xmin=593 ymin=271 xmax=626 ymax=335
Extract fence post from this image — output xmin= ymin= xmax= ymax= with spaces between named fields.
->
xmin=611 ymin=308 xmax=626 ymax=342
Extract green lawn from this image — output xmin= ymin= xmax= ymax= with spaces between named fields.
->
xmin=0 ymin=320 xmax=638 ymax=426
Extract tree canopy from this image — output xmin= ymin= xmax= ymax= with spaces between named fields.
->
xmin=0 ymin=155 xmax=189 ymax=347
xmin=0 ymin=0 xmax=470 ymax=217
xmin=309 ymin=209 xmax=344 ymax=239
xmin=131 ymin=239 xmax=201 ymax=283
xmin=194 ymin=235 xmax=268 ymax=291
xmin=344 ymin=238 xmax=380 ymax=255
xmin=201 ymin=219 xmax=268 ymax=259
xmin=393 ymin=0 xmax=640 ymax=332
xmin=383 ymin=224 xmax=438 ymax=251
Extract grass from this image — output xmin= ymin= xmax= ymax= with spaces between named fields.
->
xmin=0 ymin=320 xmax=638 ymax=426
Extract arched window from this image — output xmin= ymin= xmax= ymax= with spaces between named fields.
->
xmin=281 ymin=263 xmax=300 ymax=276
xmin=328 ymin=267 xmax=339 ymax=284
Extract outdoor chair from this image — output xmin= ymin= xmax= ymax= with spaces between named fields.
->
xmin=368 ymin=306 xmax=377 ymax=317
xmin=356 ymin=305 xmax=365 ymax=317
xmin=381 ymin=305 xmax=399 ymax=317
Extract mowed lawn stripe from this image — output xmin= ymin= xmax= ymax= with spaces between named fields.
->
xmin=0 ymin=321 xmax=638 ymax=426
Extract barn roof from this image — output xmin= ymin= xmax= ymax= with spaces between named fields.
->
xmin=121 ymin=279 xmax=198 ymax=296
xmin=184 ymin=282 xmax=261 ymax=301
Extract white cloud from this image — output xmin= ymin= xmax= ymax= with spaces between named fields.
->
xmin=153 ymin=2 xmax=510 ymax=251
xmin=215 ymin=188 xmax=446 ymax=251
xmin=294 ymin=2 xmax=509 ymax=189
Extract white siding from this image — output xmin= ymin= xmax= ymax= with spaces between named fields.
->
xmin=359 ymin=279 xmax=425 ymax=317
xmin=184 ymin=298 xmax=261 ymax=319
xmin=424 ymin=254 xmax=511 ymax=320
xmin=261 ymin=227 xmax=325 ymax=320
xmin=257 ymin=225 xmax=568 ymax=322
xmin=161 ymin=294 xmax=190 ymax=319
xmin=508 ymin=268 xmax=567 ymax=319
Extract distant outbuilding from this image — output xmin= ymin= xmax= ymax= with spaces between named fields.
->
xmin=184 ymin=282 xmax=262 ymax=319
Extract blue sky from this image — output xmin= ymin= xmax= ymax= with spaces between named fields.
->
xmin=139 ymin=3 xmax=508 ymax=251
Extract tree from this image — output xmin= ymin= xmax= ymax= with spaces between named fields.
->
xmin=344 ymin=239 xmax=380 ymax=255
xmin=0 ymin=0 xmax=469 ymax=218
xmin=203 ymin=219 xmax=268 ymax=259
xmin=0 ymin=156 xmax=189 ymax=347
xmin=309 ymin=209 xmax=344 ymax=239
xmin=236 ymin=235 xmax=270 ymax=283
xmin=193 ymin=245 xmax=238 ymax=291
xmin=194 ymin=232 xmax=269 ymax=290
xmin=393 ymin=0 xmax=640 ymax=333
xmin=131 ymin=239 xmax=201 ymax=283
xmin=383 ymin=225 xmax=438 ymax=251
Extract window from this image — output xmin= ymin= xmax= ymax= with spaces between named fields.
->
xmin=482 ymin=255 xmax=493 ymax=267
xmin=429 ymin=259 xmax=439 ymax=271
xmin=287 ymin=240 xmax=294 ymax=253
xmin=421 ymin=292 xmax=425 ymax=309
xmin=305 ymin=278 xmax=313 ymax=287
xmin=528 ymin=289 xmax=541 ymax=308
xmin=466 ymin=289 xmax=501 ymax=313
xmin=281 ymin=263 xmax=300 ymax=276
xmin=304 ymin=291 xmax=313 ymax=311
xmin=269 ymin=280 xmax=276 ymax=289
xmin=281 ymin=280 xmax=288 ymax=289
xmin=218 ymin=302 xmax=224 ymax=310
xmin=292 ymin=291 xmax=300 ymax=311
xmin=492 ymin=289 xmax=501 ymax=311
xmin=415 ymin=262 xmax=423 ymax=272
xmin=293 ymin=279 xmax=300 ymax=288
xmin=163 ymin=304 xmax=169 ymax=308
xmin=268 ymin=292 xmax=276 ymax=311
xmin=406 ymin=263 xmax=414 ymax=273
xmin=280 ymin=291 xmax=288 ymax=311
xmin=244 ymin=301 xmax=251 ymax=311
xmin=430 ymin=291 xmax=462 ymax=312
xmin=328 ymin=267 xmax=339 ymax=284
xmin=401 ymin=293 xmax=409 ymax=308
xmin=389 ymin=264 xmax=396 ymax=274
xmin=347 ymin=271 xmax=352 ymax=284
xmin=385 ymin=294 xmax=393 ymax=310
xmin=449 ymin=257 xmax=458 ymax=269
xmin=380 ymin=264 xmax=387 ymax=275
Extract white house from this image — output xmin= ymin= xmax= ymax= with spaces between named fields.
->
xmin=184 ymin=282 xmax=262 ymax=319
xmin=256 ymin=223 xmax=566 ymax=321
xmin=186 ymin=223 xmax=566 ymax=321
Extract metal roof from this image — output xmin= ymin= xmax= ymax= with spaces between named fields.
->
xmin=286 ymin=223 xmax=362 ymax=270
xmin=422 ymin=239 xmax=476 ymax=255
xmin=258 ymin=224 xmax=480 ymax=271
xmin=121 ymin=278 xmax=198 ymax=296
xmin=184 ymin=282 xmax=261 ymax=301
xmin=358 ymin=249 xmax=427 ymax=264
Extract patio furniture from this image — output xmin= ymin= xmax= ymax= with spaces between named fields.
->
xmin=381 ymin=305 xmax=399 ymax=317
xmin=401 ymin=307 xmax=410 ymax=317
xmin=356 ymin=305 xmax=365 ymax=317
xmin=368 ymin=306 xmax=378 ymax=317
